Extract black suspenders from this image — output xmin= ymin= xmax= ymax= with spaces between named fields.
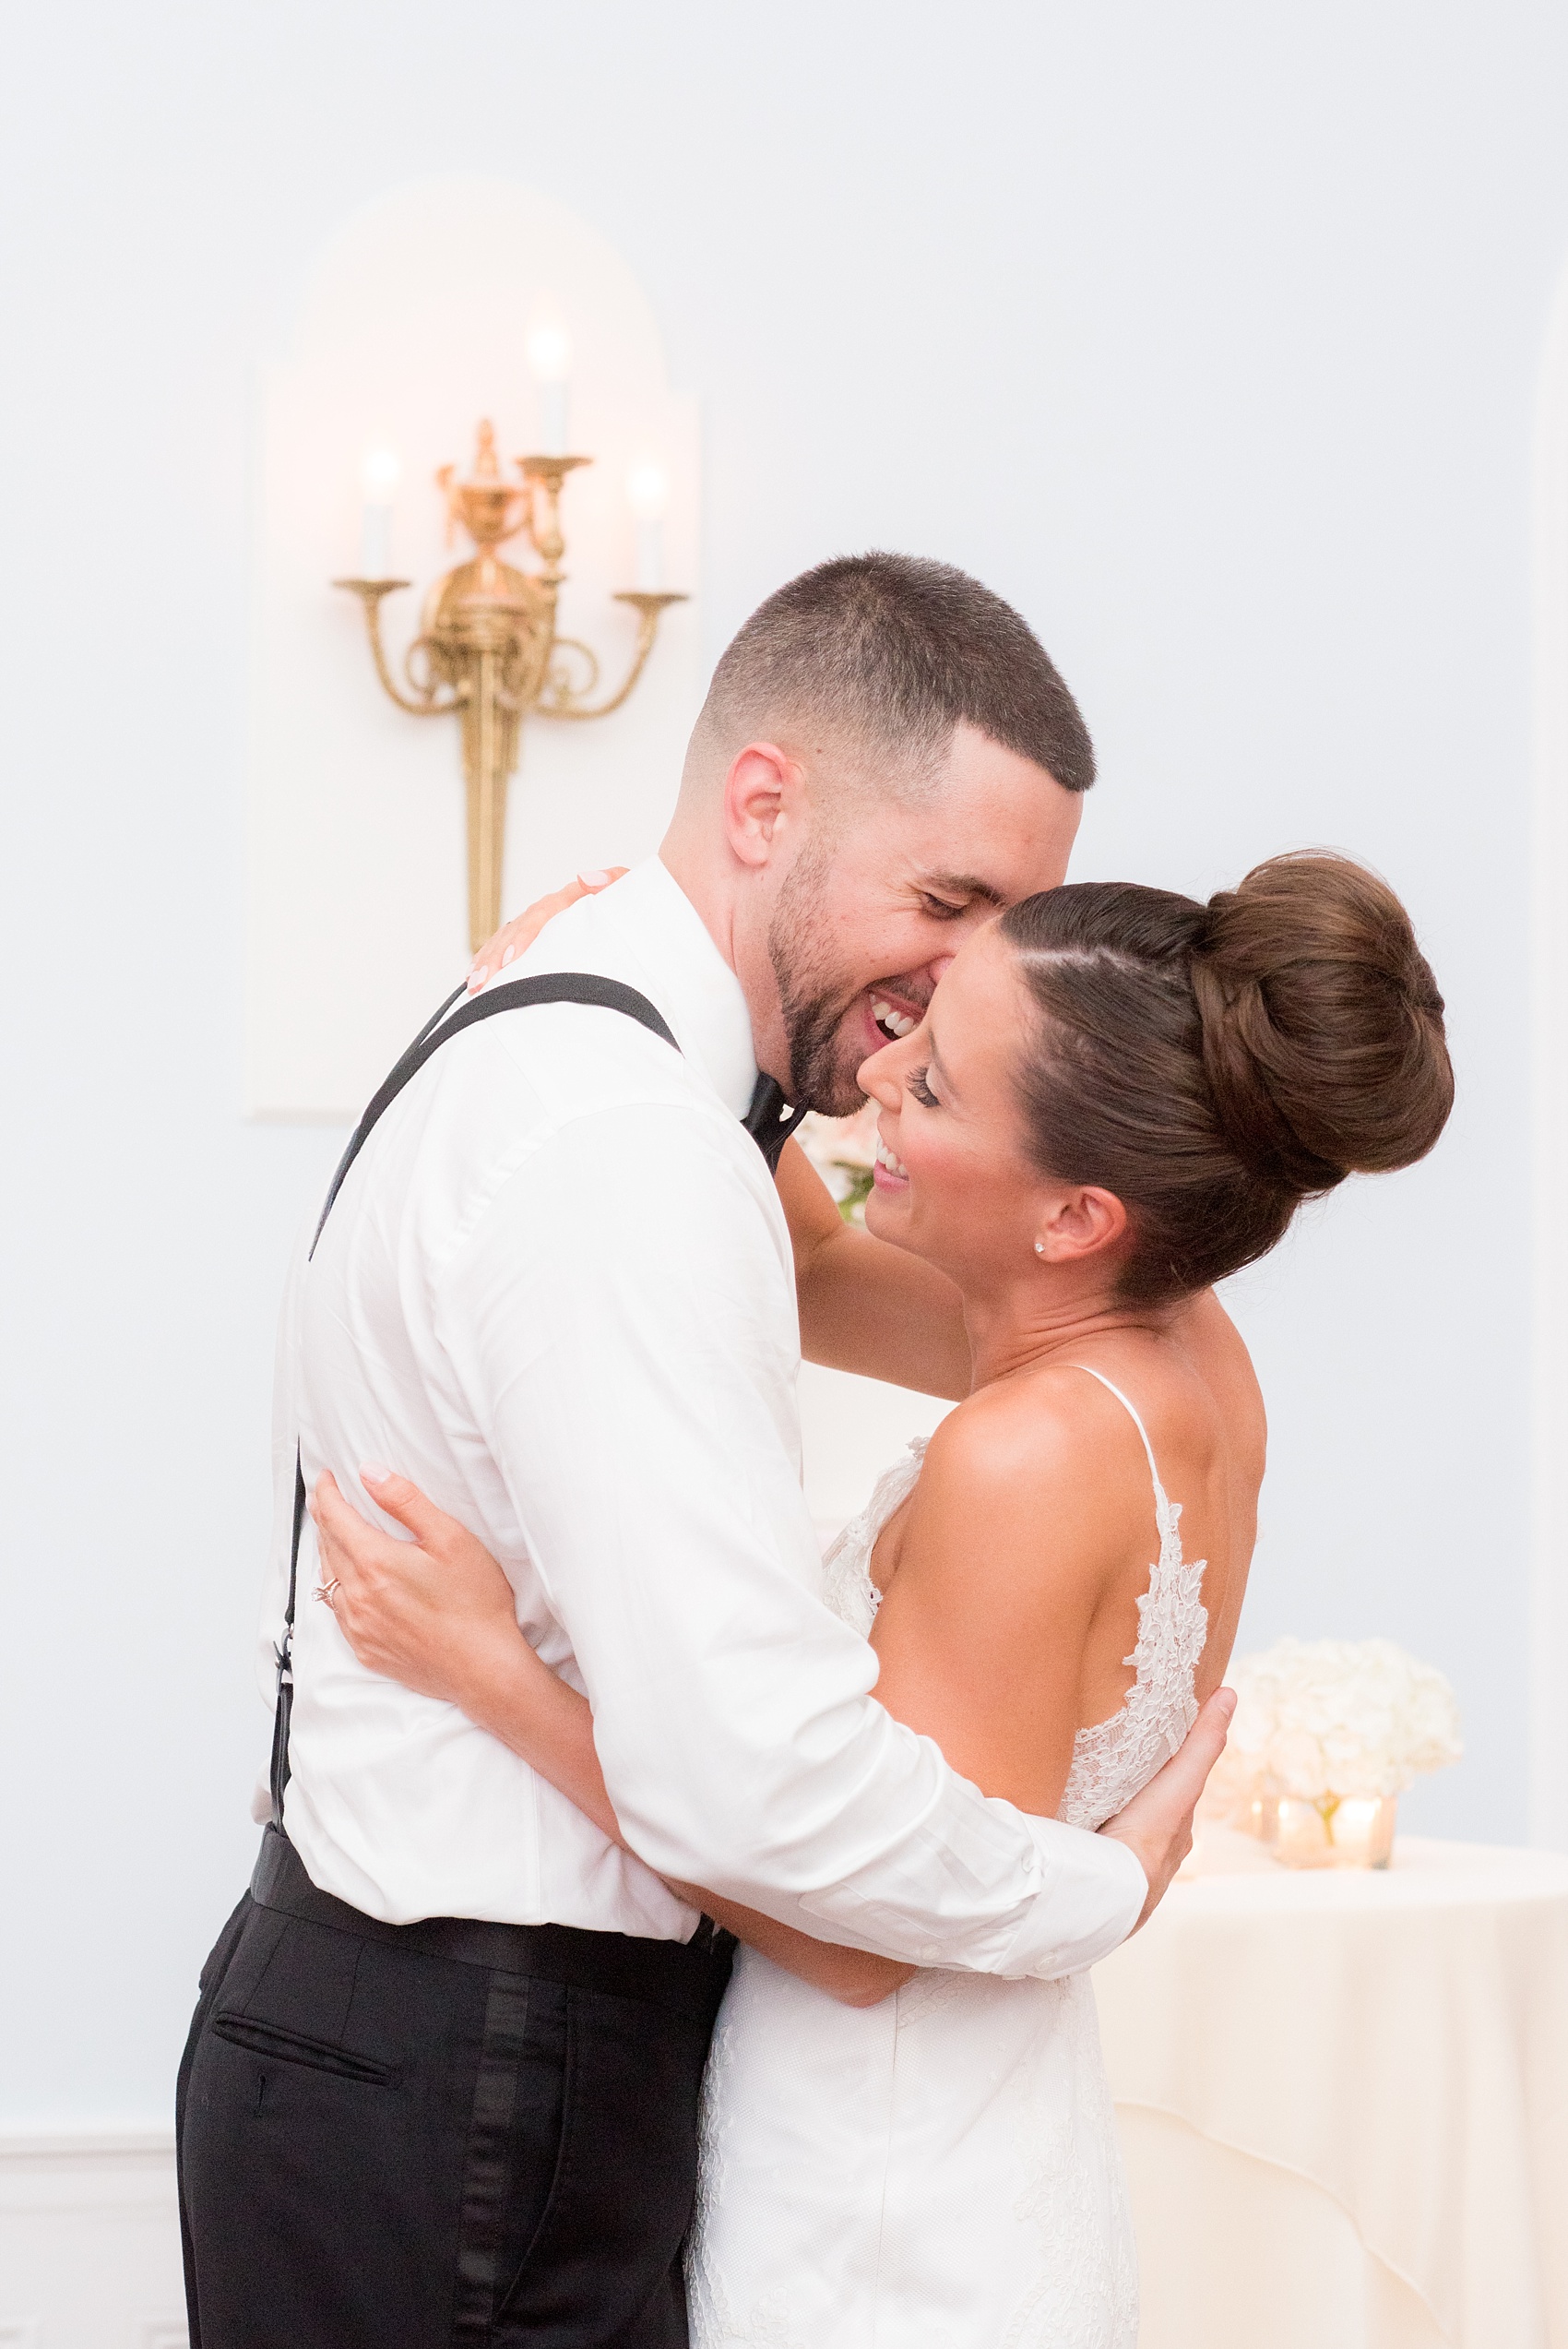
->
xmin=267 ymin=973 xmax=682 ymax=1833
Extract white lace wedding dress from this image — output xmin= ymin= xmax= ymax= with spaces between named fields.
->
xmin=686 ymin=1368 xmax=1208 ymax=2349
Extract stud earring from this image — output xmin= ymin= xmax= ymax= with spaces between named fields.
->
xmin=1034 ymin=1240 xmax=1045 ymax=1256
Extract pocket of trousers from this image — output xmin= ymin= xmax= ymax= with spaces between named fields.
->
xmin=211 ymin=2010 xmax=400 ymax=2088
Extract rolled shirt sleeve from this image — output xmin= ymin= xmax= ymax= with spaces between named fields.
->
xmin=435 ymin=1097 xmax=1146 ymax=1980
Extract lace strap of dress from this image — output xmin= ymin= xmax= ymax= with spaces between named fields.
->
xmin=1061 ymin=1364 xmax=1180 ymax=1540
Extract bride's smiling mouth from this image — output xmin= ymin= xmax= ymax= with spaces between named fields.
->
xmin=873 ymin=1132 xmax=909 ymax=1190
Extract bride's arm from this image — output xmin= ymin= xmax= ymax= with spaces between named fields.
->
xmin=310 ymin=1471 xmax=912 ymax=2008
xmin=777 ymin=1139 xmax=973 ymax=1401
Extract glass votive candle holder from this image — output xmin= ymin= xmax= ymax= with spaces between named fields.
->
xmin=1272 ymin=1793 xmax=1397 ymax=1870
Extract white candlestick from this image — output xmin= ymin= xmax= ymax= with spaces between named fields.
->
xmin=539 ymin=382 xmax=568 ymax=456
xmin=635 ymin=518 xmax=664 ymax=591
xmin=528 ymin=323 xmax=572 ymax=456
xmin=360 ymin=503 xmax=393 ymax=578
xmin=358 ymin=443 xmax=401 ymax=579
xmin=627 ymin=460 xmax=671 ymax=591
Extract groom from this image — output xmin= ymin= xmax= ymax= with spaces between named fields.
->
xmin=178 ymin=554 xmax=1233 ymax=2349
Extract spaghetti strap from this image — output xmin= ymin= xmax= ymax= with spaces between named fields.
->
xmin=1062 ymin=1363 xmax=1173 ymax=1527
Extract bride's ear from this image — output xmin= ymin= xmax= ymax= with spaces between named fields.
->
xmin=1032 ymin=1185 xmax=1128 ymax=1268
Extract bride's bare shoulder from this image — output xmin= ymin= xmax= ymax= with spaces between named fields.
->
xmin=914 ymin=1364 xmax=1154 ymax=1557
xmin=914 ymin=1305 xmax=1262 ymax=1554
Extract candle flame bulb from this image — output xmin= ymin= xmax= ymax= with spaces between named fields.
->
xmin=360 ymin=444 xmax=402 ymax=500
xmin=527 ymin=323 xmax=572 ymax=383
xmin=627 ymin=461 xmax=670 ymax=521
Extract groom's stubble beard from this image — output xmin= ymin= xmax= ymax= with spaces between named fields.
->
xmin=766 ymin=835 xmax=872 ymax=1117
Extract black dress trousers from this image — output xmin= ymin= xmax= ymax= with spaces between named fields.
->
xmin=177 ymin=1831 xmax=732 ymax=2349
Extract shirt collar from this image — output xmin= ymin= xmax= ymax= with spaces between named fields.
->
xmin=519 ymin=857 xmax=761 ymax=1121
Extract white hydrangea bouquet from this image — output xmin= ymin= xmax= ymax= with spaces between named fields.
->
xmin=797 ymin=1101 xmax=881 ymax=1225
xmin=1205 ymin=1637 xmax=1463 ymax=1868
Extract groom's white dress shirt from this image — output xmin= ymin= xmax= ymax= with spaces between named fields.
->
xmin=258 ymin=856 xmax=1146 ymax=1976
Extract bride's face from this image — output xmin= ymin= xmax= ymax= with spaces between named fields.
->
xmin=857 ymin=922 xmax=1048 ymax=1283
xmin=857 ymin=922 xmax=1128 ymax=1301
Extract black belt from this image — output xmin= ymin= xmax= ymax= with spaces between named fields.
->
xmin=250 ymin=1827 xmax=733 ymax=2022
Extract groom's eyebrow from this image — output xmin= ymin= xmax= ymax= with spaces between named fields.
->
xmin=918 ymin=869 xmax=1007 ymax=908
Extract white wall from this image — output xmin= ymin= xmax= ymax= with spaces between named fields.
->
xmin=4 ymin=0 xmax=1567 ymax=2137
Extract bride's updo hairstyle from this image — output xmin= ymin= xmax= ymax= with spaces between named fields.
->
xmin=1001 ymin=853 xmax=1453 ymax=1305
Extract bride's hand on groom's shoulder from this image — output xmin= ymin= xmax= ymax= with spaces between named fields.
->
xmin=466 ymin=866 xmax=629 ymax=994
xmin=309 ymin=1468 xmax=524 ymax=1707
xmin=1099 ymin=1687 xmax=1237 ymax=1930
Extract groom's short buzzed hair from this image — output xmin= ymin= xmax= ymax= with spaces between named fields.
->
xmin=694 ymin=552 xmax=1095 ymax=796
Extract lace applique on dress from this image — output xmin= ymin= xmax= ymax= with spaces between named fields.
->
xmin=817 ymin=1374 xmax=1207 ymax=1834
xmin=1055 ymin=1367 xmax=1208 ymax=1830
xmin=819 ymin=1442 xmax=923 ymax=1637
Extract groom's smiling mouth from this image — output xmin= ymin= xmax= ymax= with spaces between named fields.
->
xmin=865 ymin=986 xmax=926 ymax=1046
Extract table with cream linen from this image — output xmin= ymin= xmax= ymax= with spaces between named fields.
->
xmin=1092 ymin=1832 xmax=1568 ymax=2349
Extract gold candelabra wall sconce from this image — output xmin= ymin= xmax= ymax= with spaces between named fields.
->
xmin=335 ymin=420 xmax=685 ymax=953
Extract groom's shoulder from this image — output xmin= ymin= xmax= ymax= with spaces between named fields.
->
xmin=426 ymin=986 xmax=735 ymax=1138
xmin=399 ymin=987 xmax=767 ymax=1235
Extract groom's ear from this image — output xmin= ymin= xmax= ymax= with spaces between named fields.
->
xmin=723 ymin=742 xmax=800 ymax=868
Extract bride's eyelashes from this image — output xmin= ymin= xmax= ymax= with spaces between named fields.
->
xmin=907 ymin=1067 xmax=939 ymax=1108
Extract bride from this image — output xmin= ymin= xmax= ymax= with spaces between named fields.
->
xmin=311 ymin=849 xmax=1452 ymax=2347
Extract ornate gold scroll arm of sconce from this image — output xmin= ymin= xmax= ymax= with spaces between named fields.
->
xmin=540 ymin=590 xmax=682 ymax=721
xmin=334 ymin=422 xmax=685 ymax=952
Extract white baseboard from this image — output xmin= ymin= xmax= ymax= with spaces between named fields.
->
xmin=0 ymin=2133 xmax=184 ymax=2349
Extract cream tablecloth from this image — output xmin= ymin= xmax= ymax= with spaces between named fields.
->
xmin=1093 ymin=1833 xmax=1568 ymax=2348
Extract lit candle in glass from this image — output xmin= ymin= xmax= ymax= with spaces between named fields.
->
xmin=1273 ymin=1791 xmax=1398 ymax=1869
xmin=1273 ymin=1796 xmax=1335 ymax=1867
xmin=627 ymin=459 xmax=670 ymax=590
xmin=1324 ymin=1795 xmax=1397 ymax=1868
xmin=528 ymin=323 xmax=572 ymax=455
xmin=359 ymin=443 xmax=401 ymax=578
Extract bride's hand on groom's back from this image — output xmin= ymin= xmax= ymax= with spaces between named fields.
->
xmin=1099 ymin=1687 xmax=1237 ymax=1930
xmin=466 ymin=866 xmax=628 ymax=994
xmin=309 ymin=1468 xmax=524 ymax=1707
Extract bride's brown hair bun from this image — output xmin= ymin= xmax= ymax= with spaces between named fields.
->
xmin=1191 ymin=853 xmax=1452 ymax=1194
xmin=1000 ymin=853 xmax=1453 ymax=1304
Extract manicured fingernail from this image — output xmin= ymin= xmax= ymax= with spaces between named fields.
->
xmin=360 ymin=1461 xmax=392 ymax=1485
xmin=578 ymin=868 xmax=611 ymax=888
xmin=468 ymin=964 xmax=487 ymax=989
xmin=502 ymin=945 xmax=516 ymax=966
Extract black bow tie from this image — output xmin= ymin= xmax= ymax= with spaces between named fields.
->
xmin=744 ymin=1074 xmax=797 ymax=1174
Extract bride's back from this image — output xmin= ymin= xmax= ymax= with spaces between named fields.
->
xmin=861 ymin=1293 xmax=1264 ymax=1827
